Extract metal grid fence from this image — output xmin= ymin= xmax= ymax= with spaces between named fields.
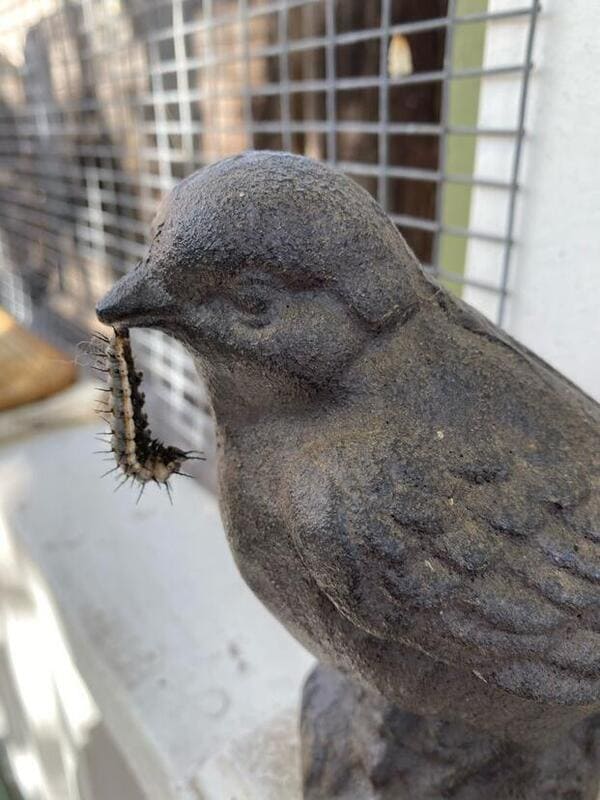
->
xmin=0 ymin=0 xmax=539 ymax=460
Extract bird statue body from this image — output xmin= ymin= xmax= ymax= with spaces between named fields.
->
xmin=98 ymin=151 xmax=600 ymax=799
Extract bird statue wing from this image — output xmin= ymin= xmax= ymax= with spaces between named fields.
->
xmin=290 ymin=450 xmax=600 ymax=703
xmin=289 ymin=312 xmax=600 ymax=704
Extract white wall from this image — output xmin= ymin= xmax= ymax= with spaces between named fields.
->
xmin=465 ymin=0 xmax=600 ymax=401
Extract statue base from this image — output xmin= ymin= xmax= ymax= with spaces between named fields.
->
xmin=301 ymin=665 xmax=600 ymax=800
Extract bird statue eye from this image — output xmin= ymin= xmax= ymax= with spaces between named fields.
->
xmin=232 ymin=285 xmax=271 ymax=316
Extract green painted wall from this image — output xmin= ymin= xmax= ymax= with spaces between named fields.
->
xmin=439 ymin=0 xmax=488 ymax=295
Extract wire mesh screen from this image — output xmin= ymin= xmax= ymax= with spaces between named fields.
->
xmin=0 ymin=0 xmax=539 ymax=460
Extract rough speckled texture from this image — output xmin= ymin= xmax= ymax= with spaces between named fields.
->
xmin=302 ymin=665 xmax=600 ymax=799
xmin=97 ymin=151 xmax=600 ymax=797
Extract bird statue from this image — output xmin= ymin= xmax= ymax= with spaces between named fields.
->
xmin=97 ymin=151 xmax=600 ymax=799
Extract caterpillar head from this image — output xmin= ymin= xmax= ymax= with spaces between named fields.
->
xmin=97 ymin=151 xmax=426 ymax=400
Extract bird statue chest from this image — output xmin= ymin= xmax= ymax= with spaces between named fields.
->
xmin=215 ymin=421 xmax=334 ymax=645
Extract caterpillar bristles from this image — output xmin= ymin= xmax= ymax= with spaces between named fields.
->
xmin=181 ymin=450 xmax=206 ymax=461
xmin=114 ymin=477 xmax=130 ymax=493
xmin=95 ymin=327 xmax=205 ymax=501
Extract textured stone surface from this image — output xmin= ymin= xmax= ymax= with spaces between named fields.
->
xmin=302 ymin=665 xmax=600 ymax=800
xmin=97 ymin=151 xmax=600 ymax=797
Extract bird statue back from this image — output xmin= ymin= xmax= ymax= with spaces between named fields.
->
xmin=97 ymin=151 xmax=600 ymax=800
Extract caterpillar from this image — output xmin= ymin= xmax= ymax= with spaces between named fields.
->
xmin=93 ymin=327 xmax=204 ymax=502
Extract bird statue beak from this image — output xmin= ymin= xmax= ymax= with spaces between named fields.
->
xmin=96 ymin=266 xmax=174 ymax=328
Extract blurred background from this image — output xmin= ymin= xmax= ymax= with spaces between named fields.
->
xmin=0 ymin=1 xmax=598 ymax=799
xmin=0 ymin=0 xmax=543 ymax=459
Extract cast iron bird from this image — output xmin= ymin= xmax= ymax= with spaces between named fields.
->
xmin=97 ymin=152 xmax=600 ymax=799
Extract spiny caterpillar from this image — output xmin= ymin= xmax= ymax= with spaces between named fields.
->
xmin=93 ymin=328 xmax=204 ymax=502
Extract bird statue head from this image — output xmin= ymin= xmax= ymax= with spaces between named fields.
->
xmin=97 ymin=151 xmax=428 ymax=410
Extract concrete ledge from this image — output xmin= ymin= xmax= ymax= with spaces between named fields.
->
xmin=0 ymin=424 xmax=313 ymax=799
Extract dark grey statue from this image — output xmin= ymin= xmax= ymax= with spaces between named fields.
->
xmin=97 ymin=151 xmax=600 ymax=799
